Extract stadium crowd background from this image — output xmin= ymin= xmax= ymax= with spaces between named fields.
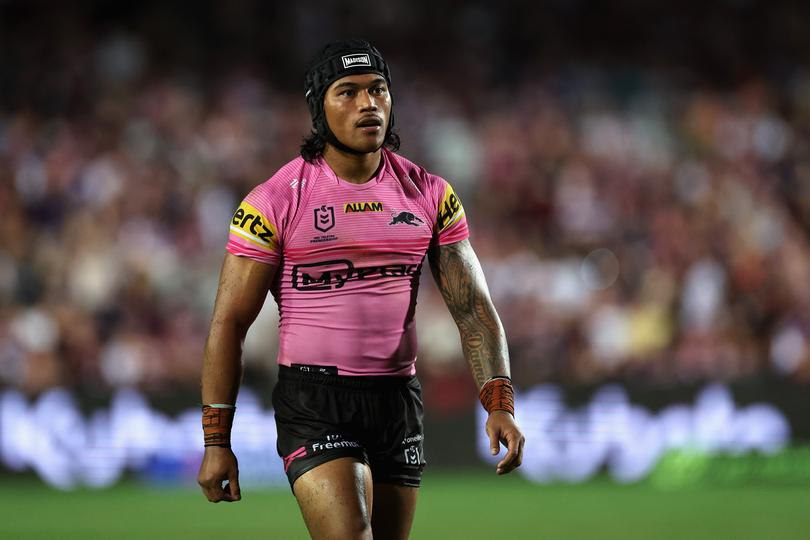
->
xmin=1 ymin=0 xmax=810 ymax=418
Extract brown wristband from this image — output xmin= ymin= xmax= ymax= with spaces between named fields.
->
xmin=202 ymin=405 xmax=234 ymax=447
xmin=479 ymin=377 xmax=515 ymax=416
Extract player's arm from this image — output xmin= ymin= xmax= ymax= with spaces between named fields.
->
xmin=198 ymin=253 xmax=277 ymax=502
xmin=428 ymin=239 xmax=524 ymax=474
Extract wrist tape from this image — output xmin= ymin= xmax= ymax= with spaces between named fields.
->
xmin=479 ymin=376 xmax=515 ymax=416
xmin=202 ymin=404 xmax=235 ymax=447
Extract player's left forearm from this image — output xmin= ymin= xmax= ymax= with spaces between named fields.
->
xmin=455 ymin=299 xmax=510 ymax=389
xmin=429 ymin=239 xmax=510 ymax=388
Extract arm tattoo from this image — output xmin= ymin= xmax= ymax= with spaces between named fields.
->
xmin=428 ymin=240 xmax=510 ymax=388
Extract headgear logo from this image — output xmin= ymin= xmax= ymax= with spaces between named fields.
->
xmin=342 ymin=54 xmax=371 ymax=69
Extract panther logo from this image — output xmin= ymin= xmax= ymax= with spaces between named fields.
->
xmin=389 ymin=211 xmax=424 ymax=227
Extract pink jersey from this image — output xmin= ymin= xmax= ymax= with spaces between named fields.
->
xmin=226 ymin=149 xmax=468 ymax=376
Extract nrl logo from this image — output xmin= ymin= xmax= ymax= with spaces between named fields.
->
xmin=341 ymin=54 xmax=371 ymax=69
xmin=314 ymin=205 xmax=335 ymax=232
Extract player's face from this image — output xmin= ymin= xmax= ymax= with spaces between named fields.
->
xmin=323 ymin=73 xmax=391 ymax=154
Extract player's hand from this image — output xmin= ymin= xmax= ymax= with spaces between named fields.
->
xmin=486 ymin=410 xmax=525 ymax=475
xmin=197 ymin=446 xmax=242 ymax=502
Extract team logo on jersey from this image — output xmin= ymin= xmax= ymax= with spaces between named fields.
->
xmin=230 ymin=201 xmax=278 ymax=251
xmin=314 ymin=205 xmax=335 ymax=232
xmin=344 ymin=201 xmax=384 ymax=213
xmin=389 ymin=211 xmax=424 ymax=227
xmin=341 ymin=53 xmax=371 ymax=69
xmin=436 ymin=184 xmax=464 ymax=232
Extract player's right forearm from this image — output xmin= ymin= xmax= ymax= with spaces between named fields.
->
xmin=200 ymin=254 xmax=276 ymax=407
xmin=200 ymin=320 xmax=246 ymax=406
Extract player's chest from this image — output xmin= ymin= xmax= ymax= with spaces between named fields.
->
xmin=287 ymin=184 xmax=432 ymax=250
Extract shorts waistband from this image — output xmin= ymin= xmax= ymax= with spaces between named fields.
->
xmin=278 ymin=364 xmax=416 ymax=389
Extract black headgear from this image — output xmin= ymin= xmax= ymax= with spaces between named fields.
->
xmin=304 ymin=39 xmax=394 ymax=155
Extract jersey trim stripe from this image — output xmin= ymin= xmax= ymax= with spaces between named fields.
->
xmin=229 ymin=225 xmax=274 ymax=248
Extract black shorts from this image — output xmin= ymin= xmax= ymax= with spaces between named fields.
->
xmin=272 ymin=364 xmax=426 ymax=490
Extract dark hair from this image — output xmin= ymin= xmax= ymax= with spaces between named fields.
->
xmin=300 ymin=128 xmax=401 ymax=163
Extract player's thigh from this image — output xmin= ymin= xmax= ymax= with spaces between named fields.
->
xmin=371 ymin=483 xmax=419 ymax=540
xmin=293 ymin=457 xmax=374 ymax=540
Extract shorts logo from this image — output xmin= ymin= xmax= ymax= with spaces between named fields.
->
xmin=283 ymin=446 xmax=307 ymax=472
xmin=230 ymin=201 xmax=278 ymax=251
xmin=344 ymin=201 xmax=384 ymax=213
xmin=311 ymin=439 xmax=361 ymax=452
xmin=389 ymin=211 xmax=424 ymax=227
xmin=314 ymin=205 xmax=335 ymax=232
xmin=404 ymin=445 xmax=421 ymax=465
xmin=341 ymin=54 xmax=371 ymax=69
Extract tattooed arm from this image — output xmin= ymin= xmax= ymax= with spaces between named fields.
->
xmin=427 ymin=239 xmax=509 ymax=386
xmin=428 ymin=239 xmax=524 ymax=474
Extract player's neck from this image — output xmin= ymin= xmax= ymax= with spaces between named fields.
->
xmin=323 ymin=145 xmax=382 ymax=184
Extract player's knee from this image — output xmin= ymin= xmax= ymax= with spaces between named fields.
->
xmin=326 ymin=515 xmax=371 ymax=540
xmin=349 ymin=509 xmax=373 ymax=539
xmin=354 ymin=518 xmax=373 ymax=540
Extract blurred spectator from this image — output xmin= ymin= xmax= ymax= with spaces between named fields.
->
xmin=2 ymin=0 xmax=810 ymax=406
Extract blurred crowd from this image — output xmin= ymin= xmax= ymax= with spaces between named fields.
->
xmin=2 ymin=1 xmax=810 ymax=405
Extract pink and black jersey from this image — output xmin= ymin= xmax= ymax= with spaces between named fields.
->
xmin=226 ymin=149 xmax=468 ymax=376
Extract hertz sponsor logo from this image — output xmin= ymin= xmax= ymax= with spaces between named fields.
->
xmin=344 ymin=201 xmax=384 ymax=213
xmin=436 ymin=184 xmax=465 ymax=232
xmin=230 ymin=201 xmax=278 ymax=251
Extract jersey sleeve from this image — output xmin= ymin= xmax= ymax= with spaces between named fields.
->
xmin=431 ymin=177 xmax=469 ymax=245
xmin=226 ymin=186 xmax=282 ymax=265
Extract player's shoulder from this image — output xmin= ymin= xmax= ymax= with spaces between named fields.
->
xmin=385 ymin=151 xmax=466 ymax=233
xmin=385 ymin=150 xmax=448 ymax=194
xmin=249 ymin=156 xmax=315 ymax=200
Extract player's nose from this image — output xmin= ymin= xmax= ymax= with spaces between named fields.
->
xmin=357 ymin=90 xmax=378 ymax=111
